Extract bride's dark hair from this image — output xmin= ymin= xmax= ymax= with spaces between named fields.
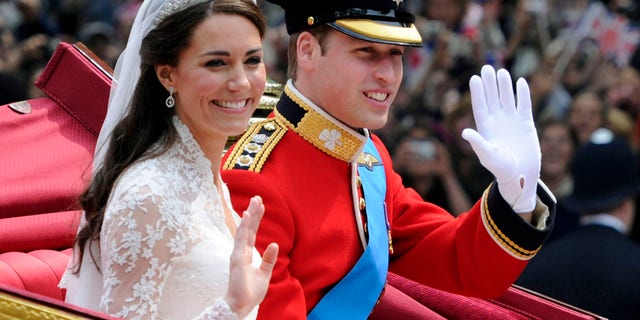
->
xmin=73 ymin=0 xmax=266 ymax=272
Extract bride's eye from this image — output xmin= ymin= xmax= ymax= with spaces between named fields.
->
xmin=205 ymin=59 xmax=225 ymax=67
xmin=245 ymin=56 xmax=262 ymax=65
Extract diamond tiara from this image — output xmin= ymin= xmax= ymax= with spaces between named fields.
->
xmin=153 ymin=0 xmax=209 ymax=26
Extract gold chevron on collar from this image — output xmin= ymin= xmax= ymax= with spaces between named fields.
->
xmin=275 ymin=85 xmax=366 ymax=163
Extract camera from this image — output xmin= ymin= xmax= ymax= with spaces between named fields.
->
xmin=410 ymin=140 xmax=437 ymax=160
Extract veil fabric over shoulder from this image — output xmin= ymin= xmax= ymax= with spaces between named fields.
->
xmin=59 ymin=0 xmax=211 ymax=310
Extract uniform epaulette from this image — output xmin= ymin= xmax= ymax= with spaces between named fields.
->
xmin=223 ymin=118 xmax=287 ymax=172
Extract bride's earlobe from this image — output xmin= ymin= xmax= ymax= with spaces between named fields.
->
xmin=155 ymin=65 xmax=174 ymax=89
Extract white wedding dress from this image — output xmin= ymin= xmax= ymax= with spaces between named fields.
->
xmin=60 ymin=116 xmax=259 ymax=320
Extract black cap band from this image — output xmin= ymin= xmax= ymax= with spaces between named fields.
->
xmin=268 ymin=0 xmax=423 ymax=47
xmin=303 ymin=8 xmax=415 ymax=30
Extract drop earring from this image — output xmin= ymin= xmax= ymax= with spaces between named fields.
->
xmin=165 ymin=86 xmax=175 ymax=108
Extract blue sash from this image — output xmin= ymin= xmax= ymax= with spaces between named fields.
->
xmin=308 ymin=139 xmax=388 ymax=319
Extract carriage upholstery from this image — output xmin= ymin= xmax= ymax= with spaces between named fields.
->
xmin=0 ymin=42 xmax=109 ymax=303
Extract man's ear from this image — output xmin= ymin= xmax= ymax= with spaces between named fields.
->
xmin=296 ymin=31 xmax=318 ymax=70
xmin=155 ymin=64 xmax=175 ymax=90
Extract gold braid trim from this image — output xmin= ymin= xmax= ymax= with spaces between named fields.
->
xmin=223 ymin=119 xmax=286 ymax=172
xmin=481 ymin=184 xmax=540 ymax=260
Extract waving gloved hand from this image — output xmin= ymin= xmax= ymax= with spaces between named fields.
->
xmin=461 ymin=65 xmax=540 ymax=213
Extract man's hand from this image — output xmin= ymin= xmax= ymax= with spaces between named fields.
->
xmin=461 ymin=65 xmax=540 ymax=213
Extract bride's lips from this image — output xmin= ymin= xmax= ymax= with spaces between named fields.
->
xmin=213 ymin=99 xmax=249 ymax=109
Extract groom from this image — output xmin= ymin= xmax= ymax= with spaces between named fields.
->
xmin=222 ymin=0 xmax=556 ymax=318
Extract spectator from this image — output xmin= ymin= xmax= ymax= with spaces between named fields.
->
xmin=404 ymin=0 xmax=481 ymax=116
xmin=517 ymin=128 xmax=640 ymax=320
xmin=77 ymin=21 xmax=120 ymax=67
xmin=0 ymin=24 xmax=20 ymax=73
xmin=13 ymin=0 xmax=57 ymax=41
xmin=538 ymin=119 xmax=579 ymax=242
xmin=567 ymin=90 xmax=607 ymax=145
xmin=525 ymin=38 xmax=573 ymax=123
xmin=501 ymin=0 xmax=547 ymax=79
xmin=539 ymin=119 xmax=578 ymax=200
xmin=605 ymin=67 xmax=640 ymax=145
xmin=392 ymin=124 xmax=473 ymax=215
xmin=442 ymin=92 xmax=493 ymax=200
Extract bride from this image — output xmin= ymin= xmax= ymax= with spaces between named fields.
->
xmin=59 ymin=0 xmax=278 ymax=319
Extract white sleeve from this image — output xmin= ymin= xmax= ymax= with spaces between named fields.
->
xmin=100 ymin=183 xmax=177 ymax=319
xmin=195 ymin=297 xmax=240 ymax=320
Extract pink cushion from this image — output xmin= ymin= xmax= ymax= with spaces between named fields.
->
xmin=0 ymin=97 xmax=96 ymax=219
xmin=370 ymin=283 xmax=447 ymax=319
xmin=0 ymin=211 xmax=80 ymax=252
xmin=0 ymin=248 xmax=72 ymax=301
xmin=386 ymin=272 xmax=600 ymax=320
xmin=494 ymin=286 xmax=600 ymax=320
xmin=0 ymin=42 xmax=112 ymax=317
xmin=0 ymin=42 xmax=110 ymax=220
xmin=387 ymin=272 xmax=532 ymax=319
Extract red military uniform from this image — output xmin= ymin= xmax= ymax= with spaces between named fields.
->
xmin=222 ymin=83 xmax=555 ymax=319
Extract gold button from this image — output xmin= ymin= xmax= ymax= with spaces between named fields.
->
xmin=359 ymin=198 xmax=366 ymax=211
xmin=245 ymin=143 xmax=260 ymax=153
xmin=307 ymin=16 xmax=315 ymax=26
xmin=263 ymin=122 xmax=276 ymax=131
xmin=237 ymin=155 xmax=253 ymax=167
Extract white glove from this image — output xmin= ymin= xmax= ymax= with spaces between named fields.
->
xmin=461 ymin=65 xmax=540 ymax=213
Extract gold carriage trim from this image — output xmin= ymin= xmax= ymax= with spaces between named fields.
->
xmin=275 ymin=86 xmax=365 ymax=163
xmin=0 ymin=290 xmax=88 ymax=319
xmin=223 ymin=118 xmax=286 ymax=172
xmin=481 ymin=185 xmax=540 ymax=260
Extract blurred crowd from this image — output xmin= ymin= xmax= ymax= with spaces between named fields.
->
xmin=383 ymin=0 xmax=640 ymax=223
xmin=2 ymin=0 xmax=640 ymax=240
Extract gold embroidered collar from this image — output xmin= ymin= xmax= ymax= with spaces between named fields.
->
xmin=274 ymin=81 xmax=367 ymax=163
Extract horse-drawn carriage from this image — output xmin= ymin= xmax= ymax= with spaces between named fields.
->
xmin=0 ymin=42 xmax=604 ymax=319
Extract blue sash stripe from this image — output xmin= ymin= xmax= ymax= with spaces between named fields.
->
xmin=308 ymin=139 xmax=388 ymax=319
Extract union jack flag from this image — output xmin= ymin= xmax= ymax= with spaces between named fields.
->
xmin=587 ymin=2 xmax=640 ymax=66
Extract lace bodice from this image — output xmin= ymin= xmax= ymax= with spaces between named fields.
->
xmin=98 ymin=116 xmax=259 ymax=319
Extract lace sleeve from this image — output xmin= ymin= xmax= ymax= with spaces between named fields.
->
xmin=100 ymin=182 xmax=185 ymax=319
xmin=196 ymin=297 xmax=239 ymax=320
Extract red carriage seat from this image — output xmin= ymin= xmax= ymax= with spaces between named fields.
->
xmin=0 ymin=42 xmax=109 ymax=305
